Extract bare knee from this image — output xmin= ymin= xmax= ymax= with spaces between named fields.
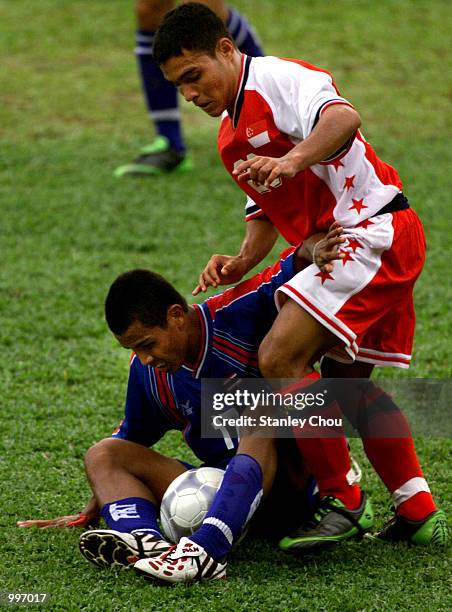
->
xmin=258 ymin=334 xmax=282 ymax=378
xmin=84 ymin=438 xmax=124 ymax=478
xmin=136 ymin=0 xmax=175 ymax=30
xmin=258 ymin=334 xmax=311 ymax=379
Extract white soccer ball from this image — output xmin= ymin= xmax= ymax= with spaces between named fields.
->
xmin=160 ymin=467 xmax=224 ymax=543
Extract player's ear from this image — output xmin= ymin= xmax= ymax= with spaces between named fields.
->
xmin=217 ymin=37 xmax=235 ymax=59
xmin=166 ymin=304 xmax=186 ymax=328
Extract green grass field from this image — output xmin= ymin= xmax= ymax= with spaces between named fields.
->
xmin=1 ymin=1 xmax=450 ymax=609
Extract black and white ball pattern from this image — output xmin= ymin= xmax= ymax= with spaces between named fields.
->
xmin=160 ymin=467 xmax=224 ymax=543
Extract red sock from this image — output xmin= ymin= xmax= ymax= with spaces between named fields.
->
xmin=360 ymin=395 xmax=436 ymax=520
xmin=398 ymin=492 xmax=437 ymax=522
xmin=283 ymin=373 xmax=361 ymax=510
xmin=296 ymin=436 xmax=361 ymax=509
xmin=364 ymin=437 xmax=436 ymax=520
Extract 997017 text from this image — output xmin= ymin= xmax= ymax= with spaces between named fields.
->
xmin=0 ymin=593 xmax=49 ymax=605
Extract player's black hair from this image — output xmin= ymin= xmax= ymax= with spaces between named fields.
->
xmin=105 ymin=269 xmax=188 ymax=335
xmin=153 ymin=2 xmax=233 ymax=65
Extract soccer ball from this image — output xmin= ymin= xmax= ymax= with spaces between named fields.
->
xmin=160 ymin=467 xmax=224 ymax=543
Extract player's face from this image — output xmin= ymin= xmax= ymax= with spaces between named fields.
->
xmin=162 ymin=40 xmax=241 ymax=117
xmin=116 ymin=308 xmax=190 ymax=373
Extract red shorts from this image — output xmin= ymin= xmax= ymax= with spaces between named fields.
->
xmin=276 ymin=209 xmax=426 ymax=368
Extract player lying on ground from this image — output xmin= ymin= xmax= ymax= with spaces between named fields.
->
xmin=18 ymin=237 xmax=346 ymax=583
xmin=152 ymin=3 xmax=448 ymax=556
xmin=115 ymin=0 xmax=264 ymax=177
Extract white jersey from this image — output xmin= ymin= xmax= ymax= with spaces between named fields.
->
xmin=219 ymin=55 xmax=403 ymax=244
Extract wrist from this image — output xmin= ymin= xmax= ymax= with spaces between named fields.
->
xmin=236 ymin=253 xmax=254 ymax=273
xmin=296 ymin=242 xmax=310 ymax=261
xmin=288 ymin=149 xmax=307 ymax=173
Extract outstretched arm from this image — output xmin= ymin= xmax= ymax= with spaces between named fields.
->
xmin=17 ymin=495 xmax=100 ymax=529
xmin=193 ymin=219 xmax=346 ymax=296
xmin=193 ymin=217 xmax=278 ymax=295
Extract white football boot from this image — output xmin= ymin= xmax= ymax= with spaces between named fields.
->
xmin=79 ymin=529 xmax=171 ymax=569
xmin=134 ymin=537 xmax=227 ymax=584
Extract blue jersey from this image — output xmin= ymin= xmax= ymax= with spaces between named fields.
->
xmin=112 ymin=248 xmax=297 ymax=465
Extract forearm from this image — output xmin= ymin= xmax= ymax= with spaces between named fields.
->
xmin=289 ymin=105 xmax=361 ymax=172
xmin=237 ymin=218 xmax=278 ymax=273
xmin=16 ymin=494 xmax=101 ymax=529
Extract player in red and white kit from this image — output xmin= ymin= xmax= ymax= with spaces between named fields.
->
xmin=218 ymin=53 xmax=422 ymax=371
xmin=153 ymin=3 xmax=447 ymax=551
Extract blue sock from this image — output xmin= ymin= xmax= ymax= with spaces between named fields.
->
xmin=226 ymin=9 xmax=264 ymax=57
xmin=190 ymin=454 xmax=263 ymax=560
xmin=100 ymin=496 xmax=163 ymax=537
xmin=135 ymin=30 xmax=185 ymax=153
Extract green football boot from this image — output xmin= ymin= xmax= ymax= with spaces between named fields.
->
xmin=279 ymin=493 xmax=374 ymax=552
xmin=114 ymin=136 xmax=193 ymax=177
xmin=375 ymin=510 xmax=448 ymax=546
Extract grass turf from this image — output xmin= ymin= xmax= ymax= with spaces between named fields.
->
xmin=0 ymin=0 xmax=450 ymax=610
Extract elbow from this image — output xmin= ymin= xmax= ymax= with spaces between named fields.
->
xmin=337 ymin=104 xmax=361 ymax=134
xmin=323 ymin=103 xmax=361 ymax=137
xmin=349 ymin=107 xmax=362 ymax=132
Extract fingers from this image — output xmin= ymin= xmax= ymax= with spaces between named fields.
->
xmin=326 ymin=224 xmax=344 ymax=239
xmin=233 ymin=153 xmax=299 ymax=186
xmin=233 ymin=157 xmax=275 ymax=185
xmin=201 ymin=268 xmax=219 ymax=289
xmin=193 ymin=255 xmax=240 ymax=295
xmin=313 ymin=229 xmax=347 ymax=273
xmin=251 ymin=159 xmax=279 ymax=186
xmin=320 ymin=262 xmax=334 ymax=273
xmin=232 ymin=158 xmax=255 ymax=177
xmin=193 ymin=273 xmax=207 ymax=295
xmin=192 ymin=256 xmax=224 ymax=295
xmin=318 ymin=225 xmax=345 ymax=269
xmin=324 ymin=223 xmax=344 ymax=247
xmin=193 ymin=273 xmax=212 ymax=295
xmin=206 ymin=256 xmax=224 ymax=286
xmin=317 ymin=246 xmax=344 ymax=266
xmin=236 ymin=169 xmax=251 ymax=183
xmin=319 ymin=251 xmax=344 ymax=270
xmin=264 ymin=165 xmax=282 ymax=186
xmin=328 ymin=220 xmax=342 ymax=233
xmin=220 ymin=261 xmax=235 ymax=275
xmin=325 ymin=234 xmax=346 ymax=252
